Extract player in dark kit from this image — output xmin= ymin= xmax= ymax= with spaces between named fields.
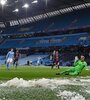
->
xmin=51 ymin=50 xmax=59 ymax=69
xmin=13 ymin=49 xmax=19 ymax=68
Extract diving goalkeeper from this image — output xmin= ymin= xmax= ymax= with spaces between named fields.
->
xmin=56 ymin=55 xmax=87 ymax=76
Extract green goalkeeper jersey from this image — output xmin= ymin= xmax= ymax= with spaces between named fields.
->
xmin=75 ymin=60 xmax=87 ymax=72
xmin=73 ymin=60 xmax=79 ymax=67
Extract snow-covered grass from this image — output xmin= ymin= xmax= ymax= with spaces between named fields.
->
xmin=0 ymin=77 xmax=90 ymax=100
xmin=0 ymin=66 xmax=90 ymax=100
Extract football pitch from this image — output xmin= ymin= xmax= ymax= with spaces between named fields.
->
xmin=0 ymin=65 xmax=90 ymax=80
xmin=0 ymin=65 xmax=90 ymax=100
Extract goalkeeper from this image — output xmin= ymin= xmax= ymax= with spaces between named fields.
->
xmin=56 ymin=55 xmax=87 ymax=76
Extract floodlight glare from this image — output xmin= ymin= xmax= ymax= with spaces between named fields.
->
xmin=32 ymin=0 xmax=38 ymax=4
xmin=13 ymin=8 xmax=19 ymax=12
xmin=15 ymin=0 xmax=18 ymax=3
xmin=0 ymin=0 xmax=7 ymax=5
xmin=22 ymin=3 xmax=29 ymax=8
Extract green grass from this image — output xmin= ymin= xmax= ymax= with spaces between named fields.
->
xmin=0 ymin=65 xmax=90 ymax=80
xmin=0 ymin=65 xmax=90 ymax=100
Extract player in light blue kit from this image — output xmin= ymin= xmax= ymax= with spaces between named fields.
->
xmin=6 ymin=48 xmax=14 ymax=70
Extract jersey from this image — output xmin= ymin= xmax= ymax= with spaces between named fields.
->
xmin=52 ymin=51 xmax=59 ymax=62
xmin=75 ymin=60 xmax=87 ymax=73
xmin=52 ymin=52 xmax=56 ymax=62
xmin=14 ymin=52 xmax=19 ymax=60
xmin=56 ymin=51 xmax=59 ymax=62
xmin=6 ymin=51 xmax=14 ymax=59
xmin=73 ymin=60 xmax=79 ymax=67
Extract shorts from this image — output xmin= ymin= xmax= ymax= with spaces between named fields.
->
xmin=7 ymin=58 xmax=13 ymax=63
xmin=14 ymin=58 xmax=18 ymax=62
xmin=53 ymin=60 xmax=59 ymax=65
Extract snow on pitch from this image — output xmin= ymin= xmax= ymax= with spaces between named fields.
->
xmin=0 ymin=77 xmax=90 ymax=100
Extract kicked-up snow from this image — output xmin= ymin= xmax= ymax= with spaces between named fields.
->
xmin=0 ymin=77 xmax=90 ymax=100
xmin=57 ymin=90 xmax=85 ymax=100
xmin=1 ymin=77 xmax=90 ymax=88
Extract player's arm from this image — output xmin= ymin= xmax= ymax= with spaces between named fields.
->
xmin=85 ymin=62 xmax=87 ymax=67
xmin=85 ymin=62 xmax=89 ymax=70
xmin=6 ymin=52 xmax=9 ymax=60
xmin=18 ymin=53 xmax=20 ymax=58
xmin=12 ymin=52 xmax=15 ymax=60
xmin=73 ymin=60 xmax=78 ymax=67
xmin=50 ymin=55 xmax=52 ymax=60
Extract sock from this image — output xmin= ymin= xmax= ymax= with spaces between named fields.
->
xmin=8 ymin=63 xmax=11 ymax=70
xmin=7 ymin=63 xmax=10 ymax=70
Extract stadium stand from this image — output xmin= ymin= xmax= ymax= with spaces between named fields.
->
xmin=1 ymin=9 xmax=90 ymax=35
xmin=0 ymin=54 xmax=49 ymax=65
xmin=18 ymin=54 xmax=49 ymax=65
xmin=0 ymin=32 xmax=89 ymax=48
xmin=0 ymin=6 xmax=90 ymax=66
